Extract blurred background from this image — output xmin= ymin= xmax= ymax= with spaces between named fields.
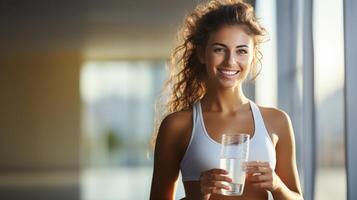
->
xmin=0 ymin=0 xmax=354 ymax=199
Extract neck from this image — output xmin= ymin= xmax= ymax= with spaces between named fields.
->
xmin=201 ymin=84 xmax=250 ymax=113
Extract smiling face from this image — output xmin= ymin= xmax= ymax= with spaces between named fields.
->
xmin=199 ymin=25 xmax=255 ymax=89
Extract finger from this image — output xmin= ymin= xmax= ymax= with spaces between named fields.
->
xmin=203 ymin=178 xmax=232 ymax=190
xmin=206 ymin=168 xmax=229 ymax=175
xmin=205 ymin=180 xmax=226 ymax=188
xmin=207 ymin=183 xmax=230 ymax=194
xmin=207 ymin=174 xmax=232 ymax=182
xmin=201 ymin=186 xmax=213 ymax=195
xmin=246 ymin=164 xmax=272 ymax=173
xmin=201 ymin=169 xmax=230 ymax=181
xmin=214 ymin=181 xmax=231 ymax=190
xmin=212 ymin=188 xmax=223 ymax=194
xmin=200 ymin=169 xmax=228 ymax=180
xmin=248 ymin=174 xmax=272 ymax=182
xmin=201 ymin=184 xmax=219 ymax=194
xmin=201 ymin=174 xmax=228 ymax=184
xmin=246 ymin=166 xmax=272 ymax=174
xmin=246 ymin=161 xmax=270 ymax=167
xmin=202 ymin=182 xmax=230 ymax=194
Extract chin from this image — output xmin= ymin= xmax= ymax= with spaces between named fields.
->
xmin=217 ymin=81 xmax=239 ymax=89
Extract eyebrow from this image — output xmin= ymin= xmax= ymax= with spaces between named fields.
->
xmin=211 ymin=42 xmax=248 ymax=48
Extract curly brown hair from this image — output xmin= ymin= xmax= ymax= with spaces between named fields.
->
xmin=168 ymin=0 xmax=266 ymax=113
xmin=151 ymin=0 xmax=266 ymax=148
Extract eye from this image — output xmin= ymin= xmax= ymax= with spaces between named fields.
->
xmin=237 ymin=49 xmax=248 ymax=54
xmin=213 ymin=48 xmax=225 ymax=53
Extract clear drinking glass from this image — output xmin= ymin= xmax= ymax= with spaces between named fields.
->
xmin=220 ymin=133 xmax=250 ymax=196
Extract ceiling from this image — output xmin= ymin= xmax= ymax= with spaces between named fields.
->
xmin=0 ymin=0 xmax=254 ymax=60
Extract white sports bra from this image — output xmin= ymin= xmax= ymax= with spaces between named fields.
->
xmin=180 ymin=100 xmax=276 ymax=181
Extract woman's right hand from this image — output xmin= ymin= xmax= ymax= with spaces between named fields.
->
xmin=199 ymin=168 xmax=232 ymax=200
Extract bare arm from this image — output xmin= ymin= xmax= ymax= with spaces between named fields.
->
xmin=272 ymin=110 xmax=303 ymax=200
xmin=150 ymin=112 xmax=192 ymax=200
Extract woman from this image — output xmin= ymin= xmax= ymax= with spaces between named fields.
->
xmin=150 ymin=0 xmax=303 ymax=199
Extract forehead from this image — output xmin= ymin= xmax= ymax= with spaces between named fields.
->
xmin=207 ymin=25 xmax=254 ymax=47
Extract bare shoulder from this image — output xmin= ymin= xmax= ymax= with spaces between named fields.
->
xmin=257 ymin=105 xmax=293 ymax=138
xmin=159 ymin=110 xmax=193 ymax=139
xmin=151 ymin=110 xmax=193 ymax=198
xmin=156 ymin=109 xmax=193 ymax=155
xmin=160 ymin=110 xmax=192 ymax=132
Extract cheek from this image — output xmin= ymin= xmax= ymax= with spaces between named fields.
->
xmin=207 ymin=52 xmax=225 ymax=63
xmin=241 ymin=53 xmax=254 ymax=66
xmin=238 ymin=56 xmax=250 ymax=67
xmin=205 ymin=64 xmax=215 ymax=75
xmin=206 ymin=56 xmax=223 ymax=70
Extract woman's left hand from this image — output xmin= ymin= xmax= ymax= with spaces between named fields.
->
xmin=245 ymin=161 xmax=282 ymax=192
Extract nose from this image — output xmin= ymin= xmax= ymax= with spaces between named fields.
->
xmin=225 ymin=51 xmax=237 ymax=67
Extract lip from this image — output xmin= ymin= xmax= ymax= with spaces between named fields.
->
xmin=217 ymin=68 xmax=241 ymax=78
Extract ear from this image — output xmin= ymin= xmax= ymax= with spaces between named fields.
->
xmin=197 ymin=45 xmax=206 ymax=64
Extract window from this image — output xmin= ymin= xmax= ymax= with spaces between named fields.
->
xmin=79 ymin=61 xmax=170 ymax=200
xmin=313 ymin=0 xmax=346 ymax=199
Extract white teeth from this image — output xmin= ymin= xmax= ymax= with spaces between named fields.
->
xmin=219 ymin=69 xmax=240 ymax=76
